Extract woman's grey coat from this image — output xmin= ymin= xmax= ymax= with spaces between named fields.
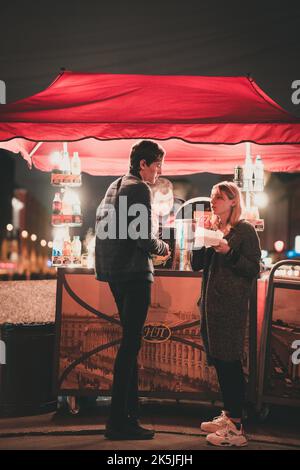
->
xmin=191 ymin=220 xmax=261 ymax=362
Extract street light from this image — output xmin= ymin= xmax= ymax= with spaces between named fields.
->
xmin=274 ymin=240 xmax=285 ymax=253
xmin=295 ymin=235 xmax=300 ymax=254
xmin=21 ymin=230 xmax=28 ymax=238
xmin=31 ymin=234 xmax=37 ymax=242
xmin=6 ymin=224 xmax=13 ymax=231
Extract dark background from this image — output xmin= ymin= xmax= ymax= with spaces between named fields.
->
xmin=0 ymin=0 xmax=299 ymax=245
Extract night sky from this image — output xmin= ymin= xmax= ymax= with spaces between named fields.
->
xmin=1 ymin=0 xmax=300 ymax=231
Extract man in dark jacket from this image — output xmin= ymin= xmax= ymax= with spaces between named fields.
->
xmin=95 ymin=140 xmax=169 ymax=440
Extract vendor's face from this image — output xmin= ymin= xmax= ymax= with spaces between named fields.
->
xmin=210 ymin=189 xmax=235 ymax=217
xmin=140 ymin=158 xmax=163 ymax=184
xmin=153 ymin=191 xmax=174 ymax=216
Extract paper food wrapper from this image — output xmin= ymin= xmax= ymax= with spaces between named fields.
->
xmin=194 ymin=228 xmax=223 ymax=248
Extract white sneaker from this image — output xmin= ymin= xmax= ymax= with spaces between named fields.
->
xmin=200 ymin=410 xmax=231 ymax=434
xmin=206 ymin=421 xmax=248 ymax=447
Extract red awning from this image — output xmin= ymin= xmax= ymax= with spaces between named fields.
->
xmin=0 ymin=71 xmax=299 ymax=174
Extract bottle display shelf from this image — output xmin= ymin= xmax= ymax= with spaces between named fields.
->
xmin=52 ymin=256 xmax=82 ymax=267
xmin=51 ymin=173 xmax=82 ymax=187
xmin=51 ymin=214 xmax=83 ymax=227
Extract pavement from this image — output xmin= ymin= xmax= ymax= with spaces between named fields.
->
xmin=0 ymin=399 xmax=300 ymax=451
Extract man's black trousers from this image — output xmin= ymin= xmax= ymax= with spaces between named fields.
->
xmin=108 ymin=279 xmax=151 ymax=426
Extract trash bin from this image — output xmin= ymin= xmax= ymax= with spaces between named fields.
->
xmin=0 ymin=322 xmax=57 ymax=416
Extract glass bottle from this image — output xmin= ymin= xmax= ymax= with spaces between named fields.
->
xmin=254 ymin=155 xmax=264 ymax=192
xmin=71 ymin=236 xmax=82 ymax=258
xmin=243 ymin=154 xmax=254 ymax=191
xmin=52 ymin=192 xmax=62 ymax=215
xmin=61 ymin=149 xmax=71 ymax=175
xmin=71 ymin=152 xmax=81 ymax=176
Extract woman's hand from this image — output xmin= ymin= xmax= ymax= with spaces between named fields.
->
xmin=213 ymin=238 xmax=230 ymax=254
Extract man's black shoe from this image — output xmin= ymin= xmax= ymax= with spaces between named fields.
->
xmin=104 ymin=421 xmax=155 ymax=440
xmin=127 ymin=416 xmax=141 ymax=426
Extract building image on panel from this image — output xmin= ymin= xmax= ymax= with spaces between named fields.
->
xmin=266 ymin=287 xmax=300 ymax=399
xmin=57 ymin=275 xmax=251 ymax=397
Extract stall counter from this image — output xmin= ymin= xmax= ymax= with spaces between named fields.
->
xmin=53 ymin=267 xmax=257 ymax=402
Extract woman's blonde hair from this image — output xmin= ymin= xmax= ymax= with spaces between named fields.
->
xmin=210 ymin=181 xmax=244 ymax=230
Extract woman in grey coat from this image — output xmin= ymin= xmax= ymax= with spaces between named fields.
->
xmin=191 ymin=181 xmax=261 ymax=447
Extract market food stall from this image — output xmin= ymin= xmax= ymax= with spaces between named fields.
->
xmin=1 ymin=72 xmax=299 ymax=410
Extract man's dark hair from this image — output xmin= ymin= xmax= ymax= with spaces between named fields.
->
xmin=129 ymin=140 xmax=165 ymax=177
